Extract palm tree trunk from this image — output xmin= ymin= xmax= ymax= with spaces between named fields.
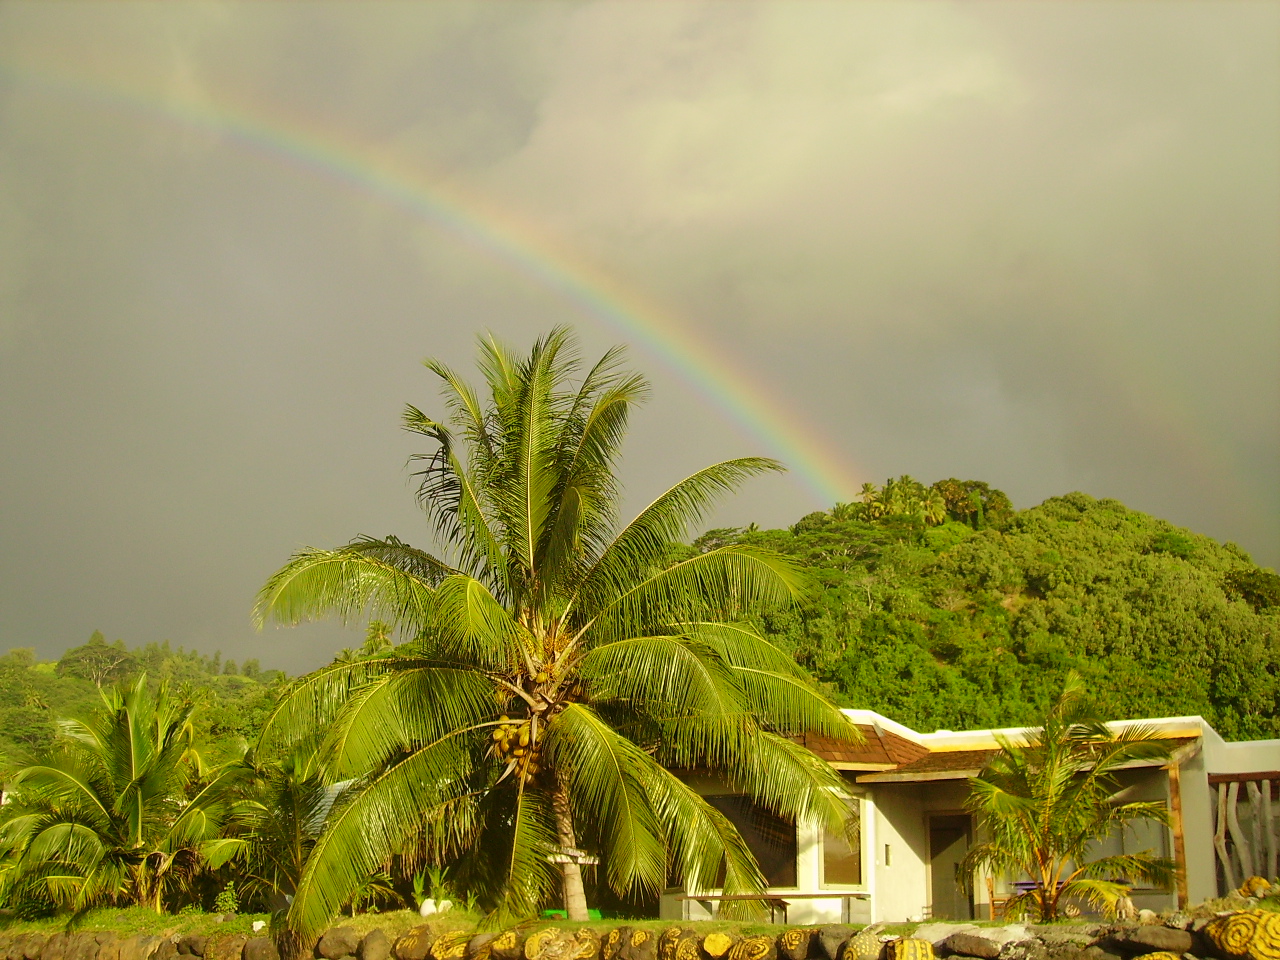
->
xmin=552 ymin=779 xmax=590 ymax=922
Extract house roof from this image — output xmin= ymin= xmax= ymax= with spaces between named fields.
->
xmin=848 ymin=736 xmax=1200 ymax=784
xmin=801 ymin=726 xmax=930 ymax=770
xmin=854 ymin=748 xmax=996 ymax=783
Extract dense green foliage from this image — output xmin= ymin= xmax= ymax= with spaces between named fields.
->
xmin=707 ymin=485 xmax=1279 ymax=740
xmin=0 ymin=633 xmax=286 ymax=773
xmin=0 ymin=676 xmax=244 ymax=915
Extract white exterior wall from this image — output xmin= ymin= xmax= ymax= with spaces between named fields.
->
xmin=1207 ymin=737 xmax=1280 ymax=775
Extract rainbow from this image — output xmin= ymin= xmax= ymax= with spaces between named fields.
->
xmin=1 ymin=61 xmax=865 ymax=507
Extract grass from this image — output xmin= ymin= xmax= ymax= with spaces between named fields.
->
xmin=0 ymin=907 xmax=273 ymax=938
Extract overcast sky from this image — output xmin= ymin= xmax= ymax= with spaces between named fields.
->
xmin=1 ymin=2 xmax=1276 ymax=674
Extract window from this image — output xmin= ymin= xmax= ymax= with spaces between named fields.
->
xmin=706 ymin=795 xmax=797 ymax=887
xmin=822 ymin=798 xmax=863 ymax=887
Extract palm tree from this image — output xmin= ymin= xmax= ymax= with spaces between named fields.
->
xmin=858 ymin=482 xmax=883 ymax=519
xmin=959 ymin=672 xmax=1176 ymax=921
xmin=222 ymin=744 xmax=331 ymax=914
xmin=254 ymin=328 xmax=859 ymax=937
xmin=0 ymin=675 xmax=241 ymax=915
xmin=922 ymin=489 xmax=947 ymax=526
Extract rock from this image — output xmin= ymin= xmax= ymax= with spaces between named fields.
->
xmin=525 ymin=932 xmax=578 ymax=960
xmin=818 ymin=931 xmax=857 ymax=960
xmin=1118 ymin=930 xmax=1193 ymax=956
xmin=942 ymin=935 xmax=1003 ymax=960
xmin=1202 ymin=909 xmax=1280 ymax=960
xmin=18 ymin=935 xmax=47 ymax=960
xmin=320 ymin=931 xmax=363 ymax=960
xmin=1080 ymin=948 xmax=1124 ymax=960
xmin=917 ymin=929 xmax=978 ymax=950
xmin=243 ymin=941 xmax=279 ymax=960
xmin=778 ymin=932 xmax=813 ymax=960
xmin=980 ymin=935 xmax=1031 ymax=951
xmin=659 ymin=930 xmax=700 ymax=960
xmin=116 ymin=938 xmax=160 ymax=960
xmin=844 ymin=929 xmax=890 ymax=960
xmin=998 ymin=943 xmax=1047 ymax=960
xmin=701 ymin=937 xmax=735 ymax=960
xmin=620 ymin=931 xmax=657 ymax=960
xmin=431 ymin=934 xmax=470 ymax=960
xmin=360 ymin=933 xmax=391 ymax=960
xmin=153 ymin=943 xmax=178 ymax=960
xmin=43 ymin=935 xmax=72 ymax=960
xmin=726 ymin=939 xmax=775 ymax=960
xmin=180 ymin=938 xmax=208 ymax=958
xmin=890 ymin=941 xmax=935 ymax=960
xmin=490 ymin=934 xmax=525 ymax=960
xmin=1033 ymin=933 xmax=1095 ymax=949
xmin=467 ymin=937 xmax=497 ymax=960
xmin=206 ymin=939 xmax=248 ymax=960
xmin=571 ymin=931 xmax=601 ymax=960
xmin=1137 ymin=915 xmax=1159 ymax=928
xmin=63 ymin=938 xmax=97 ymax=960
xmin=397 ymin=930 xmax=438 ymax=960
xmin=601 ymin=933 xmax=630 ymax=960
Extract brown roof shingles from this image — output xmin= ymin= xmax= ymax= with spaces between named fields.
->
xmin=800 ymin=725 xmax=930 ymax=767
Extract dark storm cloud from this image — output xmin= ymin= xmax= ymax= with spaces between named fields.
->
xmin=0 ymin=2 xmax=1275 ymax=673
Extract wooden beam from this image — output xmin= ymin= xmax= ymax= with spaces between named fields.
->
xmin=1248 ymin=781 xmax=1264 ymax=881
xmin=1226 ymin=781 xmax=1255 ymax=880
xmin=1215 ymin=781 xmax=1237 ymax=892
xmin=1264 ymin=780 xmax=1276 ymax=880
xmin=1167 ymin=761 xmax=1189 ymax=909
xmin=1209 ymin=772 xmax=1280 ymax=784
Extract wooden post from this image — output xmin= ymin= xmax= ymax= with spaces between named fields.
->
xmin=1263 ymin=781 xmax=1276 ymax=880
xmin=1167 ymin=761 xmax=1189 ymax=909
xmin=1216 ymin=782 xmax=1237 ymax=892
xmin=1227 ymin=781 xmax=1255 ymax=880
xmin=1248 ymin=782 xmax=1264 ymax=880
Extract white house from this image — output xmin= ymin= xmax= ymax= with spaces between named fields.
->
xmin=660 ymin=710 xmax=1280 ymax=924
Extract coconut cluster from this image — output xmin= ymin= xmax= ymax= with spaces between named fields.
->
xmin=491 ymin=715 xmax=540 ymax=776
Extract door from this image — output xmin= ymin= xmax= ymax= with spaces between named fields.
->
xmin=928 ymin=814 xmax=974 ymax=919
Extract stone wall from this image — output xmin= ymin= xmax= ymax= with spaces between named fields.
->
xmin=3 ymin=910 xmax=1277 ymax=960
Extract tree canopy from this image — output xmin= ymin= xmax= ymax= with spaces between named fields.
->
xmin=723 ymin=488 xmax=1280 ymax=740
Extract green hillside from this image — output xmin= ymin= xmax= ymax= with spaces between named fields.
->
xmin=704 ymin=486 xmax=1280 ymax=740
xmin=0 ymin=632 xmax=287 ymax=771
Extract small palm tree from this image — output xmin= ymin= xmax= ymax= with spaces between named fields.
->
xmin=254 ymin=328 xmax=859 ymax=937
xmin=0 ymin=675 xmax=241 ymax=915
xmin=221 ymin=744 xmax=331 ymax=914
xmin=960 ymin=672 xmax=1176 ymax=921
